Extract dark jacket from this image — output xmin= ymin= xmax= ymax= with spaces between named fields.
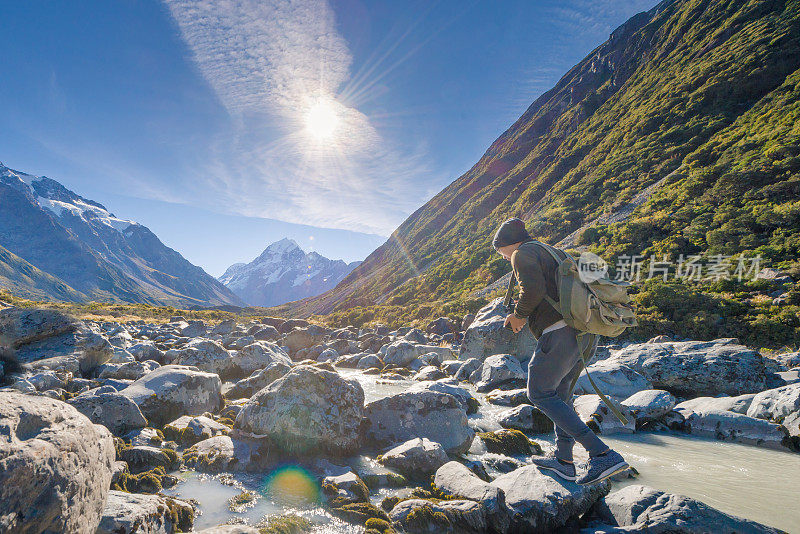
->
xmin=511 ymin=241 xmax=562 ymax=338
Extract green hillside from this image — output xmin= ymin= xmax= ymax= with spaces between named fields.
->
xmin=0 ymin=244 xmax=87 ymax=302
xmin=272 ymin=0 xmax=800 ymax=348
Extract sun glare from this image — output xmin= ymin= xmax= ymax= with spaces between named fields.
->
xmin=305 ymin=99 xmax=339 ymax=140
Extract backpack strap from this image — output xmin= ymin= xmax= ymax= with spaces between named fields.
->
xmin=525 ymin=240 xmax=567 ymax=316
xmin=569 ymin=332 xmax=630 ymax=425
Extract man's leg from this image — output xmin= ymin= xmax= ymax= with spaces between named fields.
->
xmin=527 ymin=327 xmax=608 ymax=458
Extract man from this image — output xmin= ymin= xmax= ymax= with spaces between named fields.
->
xmin=493 ymin=217 xmax=629 ymax=485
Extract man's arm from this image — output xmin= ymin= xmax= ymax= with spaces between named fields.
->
xmin=511 ymin=247 xmax=547 ymax=319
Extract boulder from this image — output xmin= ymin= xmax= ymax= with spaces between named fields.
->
xmin=180 ymin=320 xmax=207 ymax=338
xmin=234 ymin=365 xmax=364 ymax=455
xmin=317 ymin=347 xmax=340 ymax=362
xmin=120 ymin=365 xmax=223 ymax=427
xmin=427 ymin=317 xmax=458 ymax=336
xmin=99 ymin=359 xmax=160 ymax=381
xmin=382 ymin=341 xmax=451 ymax=367
xmin=403 ymin=328 xmax=428 ymax=344
xmin=497 ymin=404 xmax=554 ymax=434
xmin=96 ymin=491 xmax=194 ymax=534
xmin=459 ymin=298 xmax=536 ymax=362
xmin=231 ymin=341 xmax=291 ymax=377
xmin=620 ymin=389 xmax=676 ymax=422
xmin=170 ymin=339 xmax=234 ymax=377
xmin=378 ymin=438 xmax=449 ymax=477
xmin=574 ymin=361 xmax=652 ymax=400
xmin=15 ymin=324 xmax=113 ymax=376
xmin=486 ymin=388 xmax=529 ymax=407
xmin=672 ymin=403 xmax=792 ymax=450
xmin=474 ymin=354 xmax=525 ymax=392
xmin=210 ymin=319 xmax=237 ymax=335
xmin=414 ymin=365 xmax=447 ymax=381
xmin=364 ymin=391 xmax=474 ymax=454
xmin=389 ymin=499 xmax=487 ymax=534
xmin=118 ymin=445 xmax=177 ymax=473
xmin=409 ymin=380 xmax=479 ymax=414
xmin=284 ymin=325 xmax=330 ymax=354
xmin=322 ymin=471 xmax=370 ymax=505
xmin=163 ymin=415 xmax=229 ymax=445
xmin=491 ymin=464 xmax=609 ymax=533
xmin=25 ymin=369 xmax=67 ymax=391
xmin=68 ymin=389 xmax=148 ymax=435
xmin=589 ymin=484 xmax=782 ymax=533
xmin=574 ymin=395 xmax=636 ymax=434
xmin=434 ymin=461 xmax=510 ymax=533
xmin=455 ymin=358 xmax=482 ymax=381
xmin=746 ymin=383 xmax=800 ymax=423
xmin=607 ymin=339 xmax=770 ymax=397
xmin=0 ymin=392 xmax=115 ymax=533
xmin=225 ymin=361 xmax=291 ymax=400
xmin=356 ymin=354 xmax=384 ymax=370
xmin=128 ymin=341 xmax=164 ymax=363
xmin=183 ymin=435 xmax=241 ymax=473
xmin=0 ymin=307 xmax=76 ymax=347
xmin=675 ymin=394 xmax=756 ymax=415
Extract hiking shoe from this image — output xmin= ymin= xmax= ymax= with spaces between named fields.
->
xmin=576 ymin=450 xmax=629 ymax=485
xmin=531 ymin=455 xmax=576 ymax=481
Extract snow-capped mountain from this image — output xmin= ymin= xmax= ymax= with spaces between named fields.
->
xmin=0 ymin=162 xmax=244 ymax=307
xmin=219 ymin=238 xmax=360 ymax=306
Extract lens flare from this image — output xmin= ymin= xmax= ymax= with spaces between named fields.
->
xmin=262 ymin=465 xmax=320 ymax=505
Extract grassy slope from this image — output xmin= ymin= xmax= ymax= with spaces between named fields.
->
xmin=270 ymin=0 xmax=800 ymax=348
xmin=0 ymin=244 xmax=87 ymax=302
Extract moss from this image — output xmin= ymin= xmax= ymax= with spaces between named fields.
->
xmin=364 ymin=518 xmax=394 ymax=533
xmin=404 ymin=504 xmax=451 ymax=530
xmin=329 ymin=502 xmax=390 ymax=525
xmin=112 ymin=466 xmax=167 ymax=494
xmin=256 ymin=514 xmax=313 ymax=534
xmin=228 ymin=490 xmax=257 ymax=512
xmin=163 ymin=496 xmax=194 ymax=533
xmin=161 ymin=447 xmax=181 ymax=468
xmin=114 ymin=437 xmax=131 ymax=460
xmin=466 ymin=396 xmax=480 ymax=415
xmin=477 ymin=429 xmax=542 ymax=456
xmin=380 ymin=495 xmax=400 ymax=512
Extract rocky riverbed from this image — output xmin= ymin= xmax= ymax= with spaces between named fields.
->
xmin=1 ymin=299 xmax=798 ymax=533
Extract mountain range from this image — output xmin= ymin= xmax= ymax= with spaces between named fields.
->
xmin=218 ymin=238 xmax=360 ymax=307
xmin=270 ymin=0 xmax=800 ymax=347
xmin=0 ymin=163 xmax=243 ymax=307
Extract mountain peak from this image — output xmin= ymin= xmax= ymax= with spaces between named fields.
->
xmin=266 ymin=237 xmax=302 ymax=253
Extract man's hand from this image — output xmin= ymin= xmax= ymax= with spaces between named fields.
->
xmin=504 ymin=313 xmax=527 ymax=333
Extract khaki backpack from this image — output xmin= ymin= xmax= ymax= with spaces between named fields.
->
xmin=508 ymin=240 xmax=637 ymax=337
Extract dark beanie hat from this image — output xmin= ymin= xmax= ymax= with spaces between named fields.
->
xmin=492 ymin=218 xmax=531 ymax=249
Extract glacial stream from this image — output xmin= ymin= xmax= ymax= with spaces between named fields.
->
xmin=164 ymin=370 xmax=800 ymax=533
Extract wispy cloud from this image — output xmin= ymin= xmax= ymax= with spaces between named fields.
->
xmin=163 ymin=0 xmax=433 ymax=235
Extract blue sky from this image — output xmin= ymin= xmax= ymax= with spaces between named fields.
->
xmin=0 ymin=0 xmax=657 ymax=276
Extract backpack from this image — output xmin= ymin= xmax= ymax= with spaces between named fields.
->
xmin=511 ymin=240 xmax=637 ymax=337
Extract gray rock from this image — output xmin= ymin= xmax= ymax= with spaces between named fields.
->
xmin=459 ymin=298 xmax=536 ymax=362
xmin=746 ymin=383 xmax=800 ymax=423
xmin=455 ymin=357 xmax=482 ymax=381
xmin=474 ymin=354 xmax=525 ymax=392
xmin=427 ymin=317 xmax=458 ymax=336
xmin=163 ymin=415 xmax=229 ymax=445
xmin=497 ymin=404 xmax=554 ymax=434
xmin=414 ymin=365 xmax=447 ymax=381
xmin=491 ymin=464 xmax=609 ymax=533
xmin=99 ymin=359 xmax=160 ymax=381
xmin=284 ymin=324 xmax=330 ymax=354
xmin=180 ymin=320 xmax=207 ymax=338
xmin=0 ymin=392 xmax=115 ymax=533
xmin=390 ymin=498 xmax=487 ymax=533
xmin=441 ymin=359 xmax=463 ymax=376
xmin=574 ymin=395 xmax=636 ymax=434
xmin=607 ymin=339 xmax=770 ymax=397
xmin=409 ymin=379 xmax=479 ymax=414
xmin=379 ymin=437 xmax=449 ymax=477
xmin=170 ymin=339 xmax=234 ymax=377
xmin=128 ymin=341 xmax=164 ymax=363
xmin=462 ymin=313 xmax=476 ymax=330
xmin=356 ymin=354 xmax=384 ymax=370
xmin=364 ymin=390 xmax=474 ymax=454
xmin=68 ymin=389 xmax=147 ymax=435
xmin=673 ymin=403 xmax=792 ymax=450
xmin=96 ymin=490 xmax=194 ymax=534
xmin=574 ymin=361 xmax=652 ymax=400
xmin=16 ymin=325 xmax=113 ymax=376
xmin=26 ymin=369 xmax=67 ymax=391
xmin=620 ymin=389 xmax=676 ymax=422
xmin=211 ymin=319 xmax=237 ymax=335
xmin=231 ymin=341 xmax=291 ymax=376
xmin=674 ymin=394 xmax=756 ymax=415
xmin=225 ymin=361 xmax=291 ymax=400
xmin=485 ymin=388 xmax=529 ymax=407
xmin=322 ymin=471 xmax=369 ymax=504
xmin=118 ymin=445 xmax=176 ymax=473
xmin=0 ymin=307 xmax=76 ymax=347
xmin=235 ymin=365 xmax=364 ymax=455
xmin=590 ymin=484 xmax=782 ymax=533
xmin=317 ymin=347 xmax=340 ymax=362
xmin=120 ymin=365 xmax=223 ymax=427
xmin=107 ymin=348 xmax=136 ymax=364
xmin=196 ymin=526 xmax=259 ymax=534
xmin=434 ymin=461 xmax=510 ymax=533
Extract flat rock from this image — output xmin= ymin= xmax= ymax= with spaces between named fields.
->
xmin=673 ymin=403 xmax=792 ymax=451
xmin=486 ymin=388 xmax=529 ymax=407
xmin=674 ymin=394 xmax=756 ymax=415
xmin=574 ymin=395 xmax=636 ymax=434
xmin=497 ymin=404 xmax=554 ymax=434
xmin=0 ymin=392 xmax=115 ymax=533
xmin=16 ymin=325 xmax=113 ymax=376
xmin=574 ymin=361 xmax=652 ymax=400
xmin=364 ymin=390 xmax=474 ymax=454
xmin=120 ymin=365 xmax=223 ymax=427
xmin=460 ymin=298 xmax=536 ymax=362
xmin=234 ymin=365 xmax=364 ymax=455
xmin=390 ymin=498 xmax=487 ymax=534
xmin=96 ymin=490 xmax=194 ymax=534
xmin=607 ymin=339 xmax=769 ymax=397
xmin=408 ymin=379 xmax=479 ymax=413
xmin=491 ymin=464 xmax=609 ymax=533
xmin=98 ymin=359 xmax=160 ymax=381
xmin=746 ymin=383 xmax=800 ymax=423
xmin=590 ymin=484 xmax=782 ymax=533
xmin=0 ymin=307 xmax=76 ymax=347
xmin=620 ymin=389 xmax=676 ymax=422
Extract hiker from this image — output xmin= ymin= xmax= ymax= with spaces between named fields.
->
xmin=493 ymin=217 xmax=630 ymax=485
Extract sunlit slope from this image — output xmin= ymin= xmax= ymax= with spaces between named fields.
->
xmin=274 ymin=0 xmax=800 ymax=337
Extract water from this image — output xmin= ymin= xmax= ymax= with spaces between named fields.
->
xmin=169 ymin=370 xmax=800 ymax=533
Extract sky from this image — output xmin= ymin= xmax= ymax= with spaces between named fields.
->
xmin=0 ymin=0 xmax=658 ymax=276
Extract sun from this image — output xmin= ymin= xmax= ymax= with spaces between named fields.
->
xmin=304 ymin=99 xmax=339 ymax=140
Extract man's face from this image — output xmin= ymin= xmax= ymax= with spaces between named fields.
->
xmin=496 ymin=244 xmax=515 ymax=261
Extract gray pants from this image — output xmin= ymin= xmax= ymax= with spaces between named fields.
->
xmin=526 ymin=325 xmax=608 ymax=461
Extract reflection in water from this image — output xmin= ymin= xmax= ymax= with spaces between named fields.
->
xmin=169 ymin=370 xmax=799 ymax=533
